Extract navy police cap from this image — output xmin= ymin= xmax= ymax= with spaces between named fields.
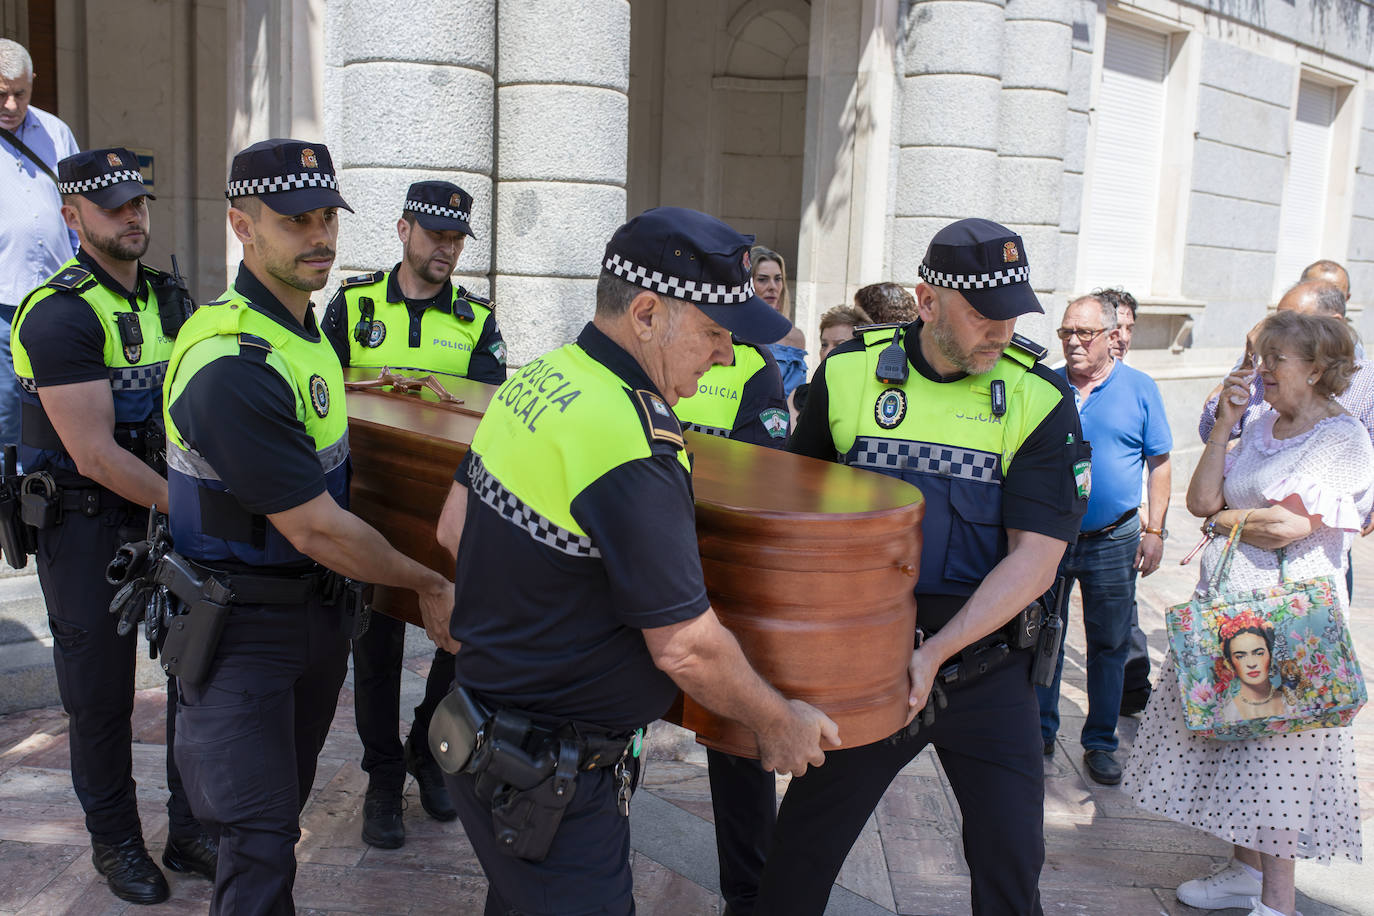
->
xmin=225 ymin=139 xmax=353 ymax=216
xmin=603 ymin=207 xmax=791 ymax=345
xmin=57 ymin=148 xmax=154 ymax=209
xmin=404 ymin=181 xmax=476 ymax=237
xmin=918 ymin=218 xmax=1043 ymax=320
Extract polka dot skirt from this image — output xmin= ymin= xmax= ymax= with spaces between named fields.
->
xmin=1122 ymin=654 xmax=1362 ymax=863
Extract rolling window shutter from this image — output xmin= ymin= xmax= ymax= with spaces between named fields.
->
xmin=1272 ymin=80 xmax=1337 ymax=298
xmin=1079 ymin=21 xmax=1169 ymax=295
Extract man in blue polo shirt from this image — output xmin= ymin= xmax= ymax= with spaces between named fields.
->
xmin=1037 ymin=293 xmax=1171 ymax=785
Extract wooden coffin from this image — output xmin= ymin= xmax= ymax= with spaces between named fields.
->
xmin=345 ymin=369 xmax=924 ymax=757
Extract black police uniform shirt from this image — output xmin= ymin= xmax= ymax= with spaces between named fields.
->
xmin=18 ymin=248 xmax=154 ymax=487
xmin=319 ymin=267 xmax=506 ymax=385
xmin=789 ymin=321 xmax=1084 ymax=624
xmin=167 ymin=265 xmax=331 ymax=565
xmin=449 ymin=324 xmax=709 ymax=732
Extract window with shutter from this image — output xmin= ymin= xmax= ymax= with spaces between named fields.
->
xmin=1272 ymin=80 xmax=1338 ymax=299
xmin=1078 ymin=20 xmax=1170 ymax=296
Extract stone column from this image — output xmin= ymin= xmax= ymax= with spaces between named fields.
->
xmin=494 ymin=0 xmax=629 ymax=365
xmin=891 ymin=0 xmax=1005 ymax=288
xmin=323 ymin=0 xmax=495 ymax=295
xmin=996 ymin=0 xmax=1073 ymax=341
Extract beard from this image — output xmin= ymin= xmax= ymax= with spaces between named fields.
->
xmin=81 ymin=220 xmax=149 ymax=263
xmin=404 ymin=242 xmax=452 ymax=287
xmin=262 ymin=245 xmax=334 ymax=292
xmin=930 ymin=316 xmax=1002 ymax=375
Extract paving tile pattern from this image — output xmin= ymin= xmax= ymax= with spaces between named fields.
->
xmin=0 ymin=535 xmax=1370 ymax=914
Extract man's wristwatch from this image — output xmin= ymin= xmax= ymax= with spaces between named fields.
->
xmin=1143 ymin=525 xmax=1168 ymax=539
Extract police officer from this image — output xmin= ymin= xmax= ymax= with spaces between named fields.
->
xmin=673 ymin=336 xmax=788 ymax=444
xmin=431 ymin=206 xmax=839 ymax=914
xmin=753 ymin=219 xmax=1090 ymax=915
xmin=162 ymin=139 xmax=452 ymax=914
xmin=673 ymin=331 xmax=787 ymax=914
xmin=10 ymin=148 xmax=214 ymax=905
xmin=320 ymin=181 xmax=503 ymax=848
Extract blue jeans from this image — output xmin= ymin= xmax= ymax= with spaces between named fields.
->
xmin=0 ymin=309 xmax=21 ymax=449
xmin=1036 ymin=514 xmax=1140 ymax=753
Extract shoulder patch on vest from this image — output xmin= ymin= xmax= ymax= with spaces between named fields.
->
xmin=632 ymin=389 xmax=685 ymax=448
xmin=47 ymin=266 xmax=95 ymax=291
xmin=238 ymin=332 xmax=273 ymax=353
xmin=456 ymin=285 xmax=492 ymax=310
xmin=855 ymin=322 xmax=906 ymax=334
xmin=1008 ymin=333 xmax=1048 ymax=362
xmin=341 ymin=270 xmax=384 ymax=288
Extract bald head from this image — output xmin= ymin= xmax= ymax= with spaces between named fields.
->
xmin=1300 ymin=259 xmax=1350 ymax=300
xmin=1276 ymin=279 xmax=1347 ymax=317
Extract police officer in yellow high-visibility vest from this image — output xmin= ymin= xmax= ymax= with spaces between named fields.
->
xmin=753 ymin=219 xmax=1090 ymax=916
xmin=431 ymin=206 xmax=841 ymax=915
xmin=320 ymin=181 xmax=501 ymax=848
xmin=163 ymin=139 xmax=452 ymax=915
xmin=673 ymin=338 xmax=788 ymax=445
xmin=321 ymin=181 xmax=505 ymax=383
xmin=10 ymin=148 xmax=214 ymax=905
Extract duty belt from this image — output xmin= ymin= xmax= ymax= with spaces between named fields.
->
xmin=183 ymin=557 xmax=344 ymax=605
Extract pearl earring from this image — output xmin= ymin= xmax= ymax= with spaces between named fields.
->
xmin=1307 ymin=377 xmax=1316 ymax=385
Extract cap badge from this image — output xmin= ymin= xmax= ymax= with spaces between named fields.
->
xmin=106 ymin=152 xmax=123 ymax=168
xmin=301 ymin=148 xmax=319 ymax=169
xmin=450 ymin=193 xmax=461 ymax=208
xmin=1002 ymin=241 xmax=1019 ymax=263
xmin=309 ymin=374 xmax=330 ymax=417
xmin=874 ymin=388 xmax=907 ymax=430
xmin=742 ymin=249 xmax=752 ymax=273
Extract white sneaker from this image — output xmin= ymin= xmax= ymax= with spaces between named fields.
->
xmin=1176 ymin=861 xmax=1262 ymax=910
xmin=1243 ymin=900 xmax=1302 ymax=916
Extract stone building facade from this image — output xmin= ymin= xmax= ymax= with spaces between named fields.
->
xmin=6 ymin=0 xmax=1373 ymax=475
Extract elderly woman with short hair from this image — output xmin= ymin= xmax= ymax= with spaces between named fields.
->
xmin=1123 ymin=310 xmax=1372 ymax=916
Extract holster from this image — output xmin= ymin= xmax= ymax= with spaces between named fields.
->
xmin=154 ymin=552 xmax=234 ymax=685
xmin=489 ymin=738 xmax=580 ymax=862
xmin=0 ymin=448 xmax=34 ymax=568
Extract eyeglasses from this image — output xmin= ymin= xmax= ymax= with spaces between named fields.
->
xmin=1256 ymin=352 xmax=1306 ymax=370
xmin=1056 ymin=327 xmax=1108 ymax=343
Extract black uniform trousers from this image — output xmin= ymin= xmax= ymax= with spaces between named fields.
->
xmin=36 ymin=502 xmax=199 ymax=844
xmin=445 ymin=763 xmax=634 ymax=916
xmin=175 ymin=593 xmax=348 ymax=915
xmin=754 ymin=652 xmax=1045 ymax=916
xmin=351 ymin=608 xmax=452 ymax=790
xmin=705 ymin=749 xmax=776 ymax=915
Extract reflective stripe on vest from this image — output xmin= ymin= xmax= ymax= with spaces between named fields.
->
xmin=341 ymin=274 xmax=496 ymax=375
xmin=825 ymin=328 xmax=1058 ymax=596
xmin=672 ymin=342 xmax=765 ymax=438
xmin=469 ymin=343 xmax=690 ymax=553
xmin=11 ymin=257 xmax=174 ymax=475
xmin=163 ymin=289 xmax=349 ymax=566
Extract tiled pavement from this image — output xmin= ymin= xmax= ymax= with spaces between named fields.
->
xmin=1 ymin=533 xmax=1371 ymax=915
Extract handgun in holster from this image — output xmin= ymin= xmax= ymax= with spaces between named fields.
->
xmin=153 ymin=551 xmax=234 ymax=686
xmin=0 ymin=446 xmax=35 ymax=568
xmin=1031 ymin=574 xmax=1070 ymax=688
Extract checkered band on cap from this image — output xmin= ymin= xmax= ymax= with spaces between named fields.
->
xmin=468 ymin=455 xmax=601 ymax=558
xmin=59 ymin=169 xmax=145 ymax=195
xmin=225 ymin=172 xmax=340 ymax=199
xmin=918 ymin=262 xmax=1030 ymax=290
xmin=404 ymin=199 xmax=470 ymax=223
xmin=604 ymin=252 xmax=754 ymax=305
xmin=851 ymin=437 xmax=1002 ymax=484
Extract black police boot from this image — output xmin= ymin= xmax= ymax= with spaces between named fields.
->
xmin=405 ymin=734 xmax=458 ymax=822
xmin=91 ymin=836 xmax=170 ymax=905
xmin=163 ymin=830 xmax=219 ymax=881
xmin=362 ymin=784 xmax=406 ymax=849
